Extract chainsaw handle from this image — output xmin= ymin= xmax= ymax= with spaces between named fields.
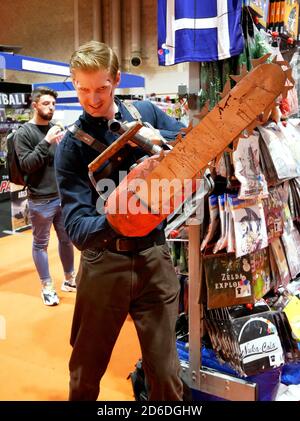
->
xmin=108 ymin=119 xmax=162 ymax=155
xmin=88 ymin=122 xmax=142 ymax=173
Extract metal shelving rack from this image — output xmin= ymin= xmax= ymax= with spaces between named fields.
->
xmin=179 ymin=220 xmax=258 ymax=401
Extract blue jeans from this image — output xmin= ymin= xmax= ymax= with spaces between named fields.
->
xmin=28 ymin=197 xmax=74 ymax=284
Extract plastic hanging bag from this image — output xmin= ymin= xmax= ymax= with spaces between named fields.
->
xmin=228 ymin=197 xmax=268 ymax=258
xmin=200 ymin=194 xmax=220 ymax=251
xmin=259 ymin=123 xmax=299 ymax=180
xmin=233 ymin=132 xmax=269 ymax=200
xmin=252 ymin=27 xmax=273 ymax=60
xmin=270 ymin=42 xmax=299 ymax=117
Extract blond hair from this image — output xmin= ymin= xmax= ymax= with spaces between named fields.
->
xmin=70 ymin=41 xmax=119 ymax=81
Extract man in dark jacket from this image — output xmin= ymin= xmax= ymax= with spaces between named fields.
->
xmin=16 ymin=87 xmax=76 ymax=306
xmin=55 ymin=41 xmax=185 ymax=400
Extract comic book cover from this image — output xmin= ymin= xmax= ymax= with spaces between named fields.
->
xmin=229 ymin=197 xmax=268 ymax=258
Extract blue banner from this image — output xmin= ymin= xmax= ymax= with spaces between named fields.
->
xmin=157 ymin=0 xmax=244 ymax=65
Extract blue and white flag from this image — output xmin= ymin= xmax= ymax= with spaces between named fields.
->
xmin=157 ymin=0 xmax=244 ymax=65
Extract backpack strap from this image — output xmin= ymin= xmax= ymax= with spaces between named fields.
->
xmin=122 ymin=101 xmax=142 ymax=122
xmin=68 ymin=101 xmax=142 ymax=150
xmin=67 ymin=122 xmax=132 ymax=191
xmin=67 ymin=124 xmax=107 ymax=154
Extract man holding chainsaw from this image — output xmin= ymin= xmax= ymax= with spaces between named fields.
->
xmin=55 ymin=40 xmax=186 ymax=401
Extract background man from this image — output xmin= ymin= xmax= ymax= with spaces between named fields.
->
xmin=16 ymin=87 xmax=76 ymax=306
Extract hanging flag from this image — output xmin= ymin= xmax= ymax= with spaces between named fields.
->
xmin=157 ymin=0 xmax=244 ymax=65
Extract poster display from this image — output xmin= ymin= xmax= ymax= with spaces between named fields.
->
xmin=0 ymin=156 xmax=11 ymax=237
xmin=0 ymin=83 xmax=31 ymax=234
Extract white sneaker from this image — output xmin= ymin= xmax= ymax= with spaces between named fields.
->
xmin=41 ymin=286 xmax=60 ymax=306
xmin=61 ymin=277 xmax=76 ymax=292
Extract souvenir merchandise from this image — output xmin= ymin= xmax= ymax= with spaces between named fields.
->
xmin=233 ymin=311 xmax=285 ymax=376
xmin=262 ymin=187 xmax=284 ymax=242
xmin=258 ymin=132 xmax=281 ymax=185
xmin=229 ymin=197 xmax=268 ymax=258
xmin=258 ymin=123 xmax=299 ymax=180
xmin=204 ymin=244 xmax=272 ymax=310
xmin=213 ymin=195 xmax=227 ymax=253
xmin=288 ymin=178 xmax=300 ymax=221
xmin=278 ymin=121 xmax=300 ymax=173
xmin=233 ymin=133 xmax=268 ymax=200
xmin=281 ymin=227 xmax=300 ymax=279
xmin=204 ymin=249 xmax=256 ymax=309
xmin=200 ymin=195 xmax=220 ymax=251
xmin=270 ymin=237 xmax=291 ymax=288
xmin=250 ymin=247 xmax=272 ymax=299
xmin=283 ymin=296 xmax=300 ymax=342
xmin=205 ymin=304 xmax=285 ymax=377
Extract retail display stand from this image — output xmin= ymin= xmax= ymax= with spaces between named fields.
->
xmin=180 ymin=220 xmax=257 ymax=401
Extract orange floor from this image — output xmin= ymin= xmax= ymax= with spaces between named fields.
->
xmin=0 ymin=228 xmax=141 ymax=401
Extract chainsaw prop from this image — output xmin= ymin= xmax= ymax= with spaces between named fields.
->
xmin=89 ymin=55 xmax=293 ymax=237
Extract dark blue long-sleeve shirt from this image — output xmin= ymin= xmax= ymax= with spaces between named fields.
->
xmin=55 ymin=99 xmax=185 ymax=251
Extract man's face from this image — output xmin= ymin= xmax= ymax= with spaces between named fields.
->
xmin=72 ymin=69 xmax=120 ymax=118
xmin=33 ymin=94 xmax=56 ymax=121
